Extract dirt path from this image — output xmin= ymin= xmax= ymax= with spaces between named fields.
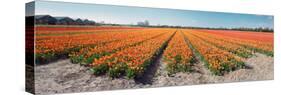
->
xmin=34 ymin=53 xmax=273 ymax=95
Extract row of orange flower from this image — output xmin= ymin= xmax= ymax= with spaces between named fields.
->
xmin=204 ymin=29 xmax=273 ymax=44
xmin=163 ymin=31 xmax=194 ymax=74
xmin=69 ymin=29 xmax=168 ymax=64
xmin=36 ymin=28 xmax=142 ymax=36
xmin=196 ymin=30 xmax=273 ymax=56
xmin=91 ymin=30 xmax=175 ymax=78
xmin=188 ymin=30 xmax=253 ymax=58
xmin=36 ymin=30 xmax=144 ymax=54
xmin=183 ymin=30 xmax=245 ymax=75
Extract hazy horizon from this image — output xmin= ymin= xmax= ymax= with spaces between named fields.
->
xmin=33 ymin=1 xmax=273 ymax=29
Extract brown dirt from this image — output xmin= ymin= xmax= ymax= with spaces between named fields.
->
xmin=34 ymin=53 xmax=273 ymax=95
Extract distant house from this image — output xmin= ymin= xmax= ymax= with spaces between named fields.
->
xmin=35 ymin=15 xmax=57 ymax=25
xmin=137 ymin=20 xmax=149 ymax=26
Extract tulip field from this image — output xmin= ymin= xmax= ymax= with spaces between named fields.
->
xmin=35 ymin=26 xmax=274 ymax=78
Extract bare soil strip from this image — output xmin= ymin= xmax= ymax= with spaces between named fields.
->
xmin=35 ymin=52 xmax=273 ymax=95
xmin=135 ymin=31 xmax=176 ymax=84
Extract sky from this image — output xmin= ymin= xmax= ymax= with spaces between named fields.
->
xmin=34 ymin=1 xmax=274 ymax=29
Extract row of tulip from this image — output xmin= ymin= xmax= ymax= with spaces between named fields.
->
xmin=195 ymin=30 xmax=273 ymax=56
xmin=183 ymin=30 xmax=245 ymax=75
xmin=163 ymin=31 xmax=195 ymax=74
xmin=90 ymin=30 xmax=175 ymax=78
xmin=35 ymin=29 xmax=149 ymax=64
xmin=69 ymin=29 xmax=168 ymax=65
xmin=188 ymin=30 xmax=253 ymax=58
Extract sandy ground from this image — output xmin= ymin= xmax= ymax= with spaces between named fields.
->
xmin=34 ymin=53 xmax=273 ymax=95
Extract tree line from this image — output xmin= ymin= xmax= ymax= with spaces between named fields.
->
xmin=34 ymin=15 xmax=96 ymax=25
